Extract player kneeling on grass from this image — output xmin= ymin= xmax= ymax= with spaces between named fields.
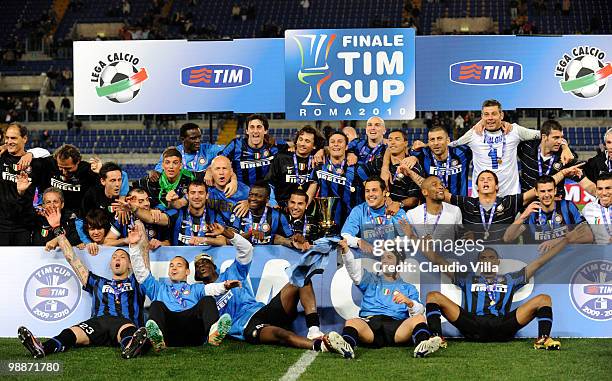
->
xmin=194 ymin=223 xmax=353 ymax=357
xmin=336 ymin=240 xmax=442 ymax=358
xmin=423 ymin=240 xmax=579 ymax=350
xmin=19 ymin=208 xmax=149 ymax=360
xmin=127 ymin=222 xmax=241 ymax=349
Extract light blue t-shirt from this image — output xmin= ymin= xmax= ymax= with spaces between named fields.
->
xmin=215 ymin=260 xmax=264 ymax=340
xmin=341 ymin=202 xmax=408 ymax=243
xmin=358 ymin=270 xmax=421 ymax=320
xmin=141 ymin=273 xmax=208 ymax=312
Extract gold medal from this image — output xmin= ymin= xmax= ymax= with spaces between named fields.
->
xmin=489 ymin=300 xmax=496 ymax=306
xmin=497 ymin=158 xmax=502 ymax=164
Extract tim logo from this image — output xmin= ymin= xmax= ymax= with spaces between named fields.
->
xmin=181 ymin=64 xmax=252 ymax=89
xmin=569 ymin=260 xmax=612 ymax=321
xmin=450 ymin=60 xmax=522 ymax=86
xmin=23 ymin=264 xmax=82 ymax=322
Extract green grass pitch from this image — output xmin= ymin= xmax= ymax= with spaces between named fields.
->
xmin=1 ymin=339 xmax=610 ymax=380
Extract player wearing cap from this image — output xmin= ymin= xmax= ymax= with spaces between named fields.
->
xmin=193 ymin=223 xmax=354 ymax=357
xmin=336 ymin=240 xmax=442 ymax=358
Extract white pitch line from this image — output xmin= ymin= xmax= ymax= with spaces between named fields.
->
xmin=279 ymin=350 xmax=319 ymax=381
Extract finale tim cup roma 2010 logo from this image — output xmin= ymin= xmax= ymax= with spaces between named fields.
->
xmin=555 ymin=46 xmax=612 ymax=99
xmin=91 ymin=52 xmax=149 ymax=103
xmin=286 ymin=29 xmax=412 ymax=120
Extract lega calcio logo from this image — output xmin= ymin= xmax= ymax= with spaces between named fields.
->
xmin=555 ymin=46 xmax=612 ymax=98
xmin=91 ymin=53 xmax=149 ymax=103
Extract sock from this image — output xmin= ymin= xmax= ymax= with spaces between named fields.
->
xmin=305 ymin=313 xmax=320 ymax=328
xmin=119 ymin=326 xmax=137 ymax=349
xmin=426 ymin=303 xmax=443 ymax=336
xmin=536 ymin=306 xmax=553 ymax=337
xmin=411 ymin=322 xmax=431 ymax=346
xmin=43 ymin=328 xmax=77 ymax=355
xmin=341 ymin=326 xmax=359 ymax=349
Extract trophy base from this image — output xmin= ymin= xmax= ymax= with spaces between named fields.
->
xmin=319 ymin=224 xmax=340 ymax=238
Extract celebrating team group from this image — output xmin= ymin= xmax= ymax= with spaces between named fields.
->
xmin=6 ymin=99 xmax=611 ymax=360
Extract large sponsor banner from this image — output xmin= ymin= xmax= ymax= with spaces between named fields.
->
xmin=1 ymin=244 xmax=610 ymax=338
xmin=416 ymin=35 xmax=612 ymax=110
xmin=73 ymin=39 xmax=285 ymax=115
xmin=74 ymin=34 xmax=612 ymax=116
xmin=284 ymin=28 xmax=415 ymax=120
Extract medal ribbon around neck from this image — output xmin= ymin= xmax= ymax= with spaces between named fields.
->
xmin=479 ymin=202 xmax=497 ymax=238
xmin=538 ymin=146 xmax=556 ymax=176
xmin=293 ymin=154 xmax=313 ymax=185
xmin=431 ymin=150 xmax=452 ymax=187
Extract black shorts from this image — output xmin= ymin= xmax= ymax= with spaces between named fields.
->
xmin=243 ymin=292 xmax=296 ymax=344
xmin=360 ymin=315 xmax=406 ymax=348
xmin=74 ymin=316 xmax=134 ymax=347
xmin=453 ymin=308 xmax=524 ymax=342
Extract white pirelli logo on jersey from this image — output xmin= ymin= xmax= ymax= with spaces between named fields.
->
xmin=216 ymin=289 xmax=233 ymax=309
xmin=1 ymin=171 xmax=30 ymax=183
xmin=285 ymin=174 xmax=310 ymax=184
xmin=240 ymin=157 xmax=274 ymax=169
xmin=51 ymin=178 xmax=81 ymax=192
xmin=316 ymin=170 xmax=346 ymax=185
xmin=471 ymin=283 xmax=508 ymax=293
xmin=429 ymin=165 xmax=462 ymax=176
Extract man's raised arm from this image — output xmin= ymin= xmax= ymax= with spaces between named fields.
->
xmin=45 ymin=207 xmax=89 ymax=286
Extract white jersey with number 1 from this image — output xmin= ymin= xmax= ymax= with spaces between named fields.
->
xmin=450 ymin=124 xmax=540 ymax=197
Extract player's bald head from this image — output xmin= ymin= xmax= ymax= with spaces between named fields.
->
xmin=211 ymin=155 xmax=231 ymax=168
xmin=366 ymin=116 xmax=385 ymax=127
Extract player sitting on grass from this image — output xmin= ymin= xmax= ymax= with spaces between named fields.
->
xmin=423 ymin=239 xmax=583 ymax=350
xmin=336 ymin=239 xmax=442 ymax=358
xmin=19 ymin=208 xmax=148 ymax=360
xmin=193 ymin=222 xmax=353 ymax=357
xmin=127 ymin=221 xmax=241 ymax=350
